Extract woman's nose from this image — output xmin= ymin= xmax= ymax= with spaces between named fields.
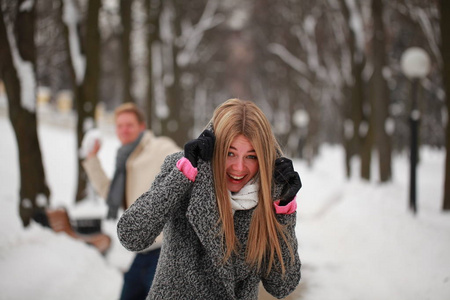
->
xmin=231 ymin=158 xmax=245 ymax=171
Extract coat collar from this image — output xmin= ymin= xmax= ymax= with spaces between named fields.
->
xmin=185 ymin=160 xmax=236 ymax=298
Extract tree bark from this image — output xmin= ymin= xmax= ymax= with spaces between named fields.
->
xmin=0 ymin=1 xmax=50 ymax=226
xmin=145 ymin=0 xmax=162 ymax=128
xmin=339 ymin=0 xmax=366 ymax=179
xmin=371 ymin=0 xmax=392 ymax=182
xmin=160 ymin=0 xmax=189 ymax=146
xmin=59 ymin=0 xmax=102 ymax=202
xmin=120 ymin=0 xmax=134 ymax=104
xmin=441 ymin=0 xmax=450 ymax=210
xmin=76 ymin=0 xmax=101 ymax=202
xmin=360 ymin=118 xmax=374 ymax=180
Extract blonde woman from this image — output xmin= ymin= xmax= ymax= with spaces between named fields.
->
xmin=117 ymin=99 xmax=302 ymax=299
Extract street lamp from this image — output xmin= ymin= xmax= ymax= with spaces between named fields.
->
xmin=400 ymin=47 xmax=431 ymax=214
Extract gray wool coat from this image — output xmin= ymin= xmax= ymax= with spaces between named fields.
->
xmin=117 ymin=152 xmax=301 ymax=300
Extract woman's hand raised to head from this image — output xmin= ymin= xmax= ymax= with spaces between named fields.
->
xmin=184 ymin=130 xmax=215 ymax=168
xmin=274 ymin=157 xmax=302 ymax=206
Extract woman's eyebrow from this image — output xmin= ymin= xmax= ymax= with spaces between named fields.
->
xmin=229 ymin=146 xmax=256 ymax=153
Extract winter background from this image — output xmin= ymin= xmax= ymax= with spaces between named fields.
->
xmin=1 ymin=0 xmax=449 ymax=299
xmin=0 ymin=104 xmax=449 ymax=300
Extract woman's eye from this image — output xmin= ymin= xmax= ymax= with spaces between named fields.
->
xmin=247 ymin=155 xmax=257 ymax=160
xmin=228 ymin=152 xmax=234 ymax=157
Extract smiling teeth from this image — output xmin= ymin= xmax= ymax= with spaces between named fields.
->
xmin=229 ymin=174 xmax=244 ymax=180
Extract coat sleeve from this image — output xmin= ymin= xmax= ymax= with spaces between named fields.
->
xmin=117 ymin=152 xmax=193 ymax=252
xmin=82 ymin=156 xmax=110 ymax=199
xmin=260 ymin=212 xmax=301 ymax=299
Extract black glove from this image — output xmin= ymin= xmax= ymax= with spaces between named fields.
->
xmin=274 ymin=157 xmax=302 ymax=206
xmin=184 ymin=130 xmax=215 ymax=168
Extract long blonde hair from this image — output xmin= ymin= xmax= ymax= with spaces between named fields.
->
xmin=211 ymin=98 xmax=291 ymax=274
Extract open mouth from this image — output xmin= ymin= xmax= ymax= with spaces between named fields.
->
xmin=227 ymin=174 xmax=246 ymax=181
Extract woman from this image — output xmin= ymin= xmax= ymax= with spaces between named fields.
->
xmin=117 ymin=99 xmax=302 ymax=299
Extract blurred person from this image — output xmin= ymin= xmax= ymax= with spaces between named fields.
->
xmin=117 ymin=99 xmax=302 ymax=299
xmin=82 ymin=102 xmax=180 ymax=300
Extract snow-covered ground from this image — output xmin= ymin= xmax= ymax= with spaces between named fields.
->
xmin=1 ymin=114 xmax=449 ymax=300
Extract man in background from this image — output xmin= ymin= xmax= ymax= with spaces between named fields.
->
xmin=83 ymin=102 xmax=180 ymax=300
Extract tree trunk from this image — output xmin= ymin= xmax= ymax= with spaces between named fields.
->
xmin=441 ymin=0 xmax=450 ymax=210
xmin=307 ymin=95 xmax=320 ymax=166
xmin=0 ymin=1 xmax=50 ymax=227
xmin=145 ymin=0 xmax=162 ymax=128
xmin=161 ymin=0 xmax=189 ymax=146
xmin=353 ymin=60 xmax=366 ymax=177
xmin=59 ymin=0 xmax=101 ymax=202
xmin=362 ymin=75 xmax=375 ymax=181
xmin=76 ymin=0 xmax=101 ymax=202
xmin=340 ymin=0 xmax=366 ymax=179
xmin=120 ymin=0 xmax=134 ymax=104
xmin=361 ymin=91 xmax=374 ymax=180
xmin=371 ymin=0 xmax=392 ymax=182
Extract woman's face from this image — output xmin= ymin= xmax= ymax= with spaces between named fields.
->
xmin=225 ymin=134 xmax=259 ymax=193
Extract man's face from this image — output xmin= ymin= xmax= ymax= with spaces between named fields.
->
xmin=115 ymin=112 xmax=145 ymax=145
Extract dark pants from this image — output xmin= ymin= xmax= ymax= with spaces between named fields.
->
xmin=120 ymin=248 xmax=161 ymax=300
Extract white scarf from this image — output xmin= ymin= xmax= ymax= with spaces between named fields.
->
xmin=228 ymin=179 xmax=259 ymax=215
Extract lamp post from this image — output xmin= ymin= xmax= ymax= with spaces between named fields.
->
xmin=400 ymin=47 xmax=431 ymax=214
